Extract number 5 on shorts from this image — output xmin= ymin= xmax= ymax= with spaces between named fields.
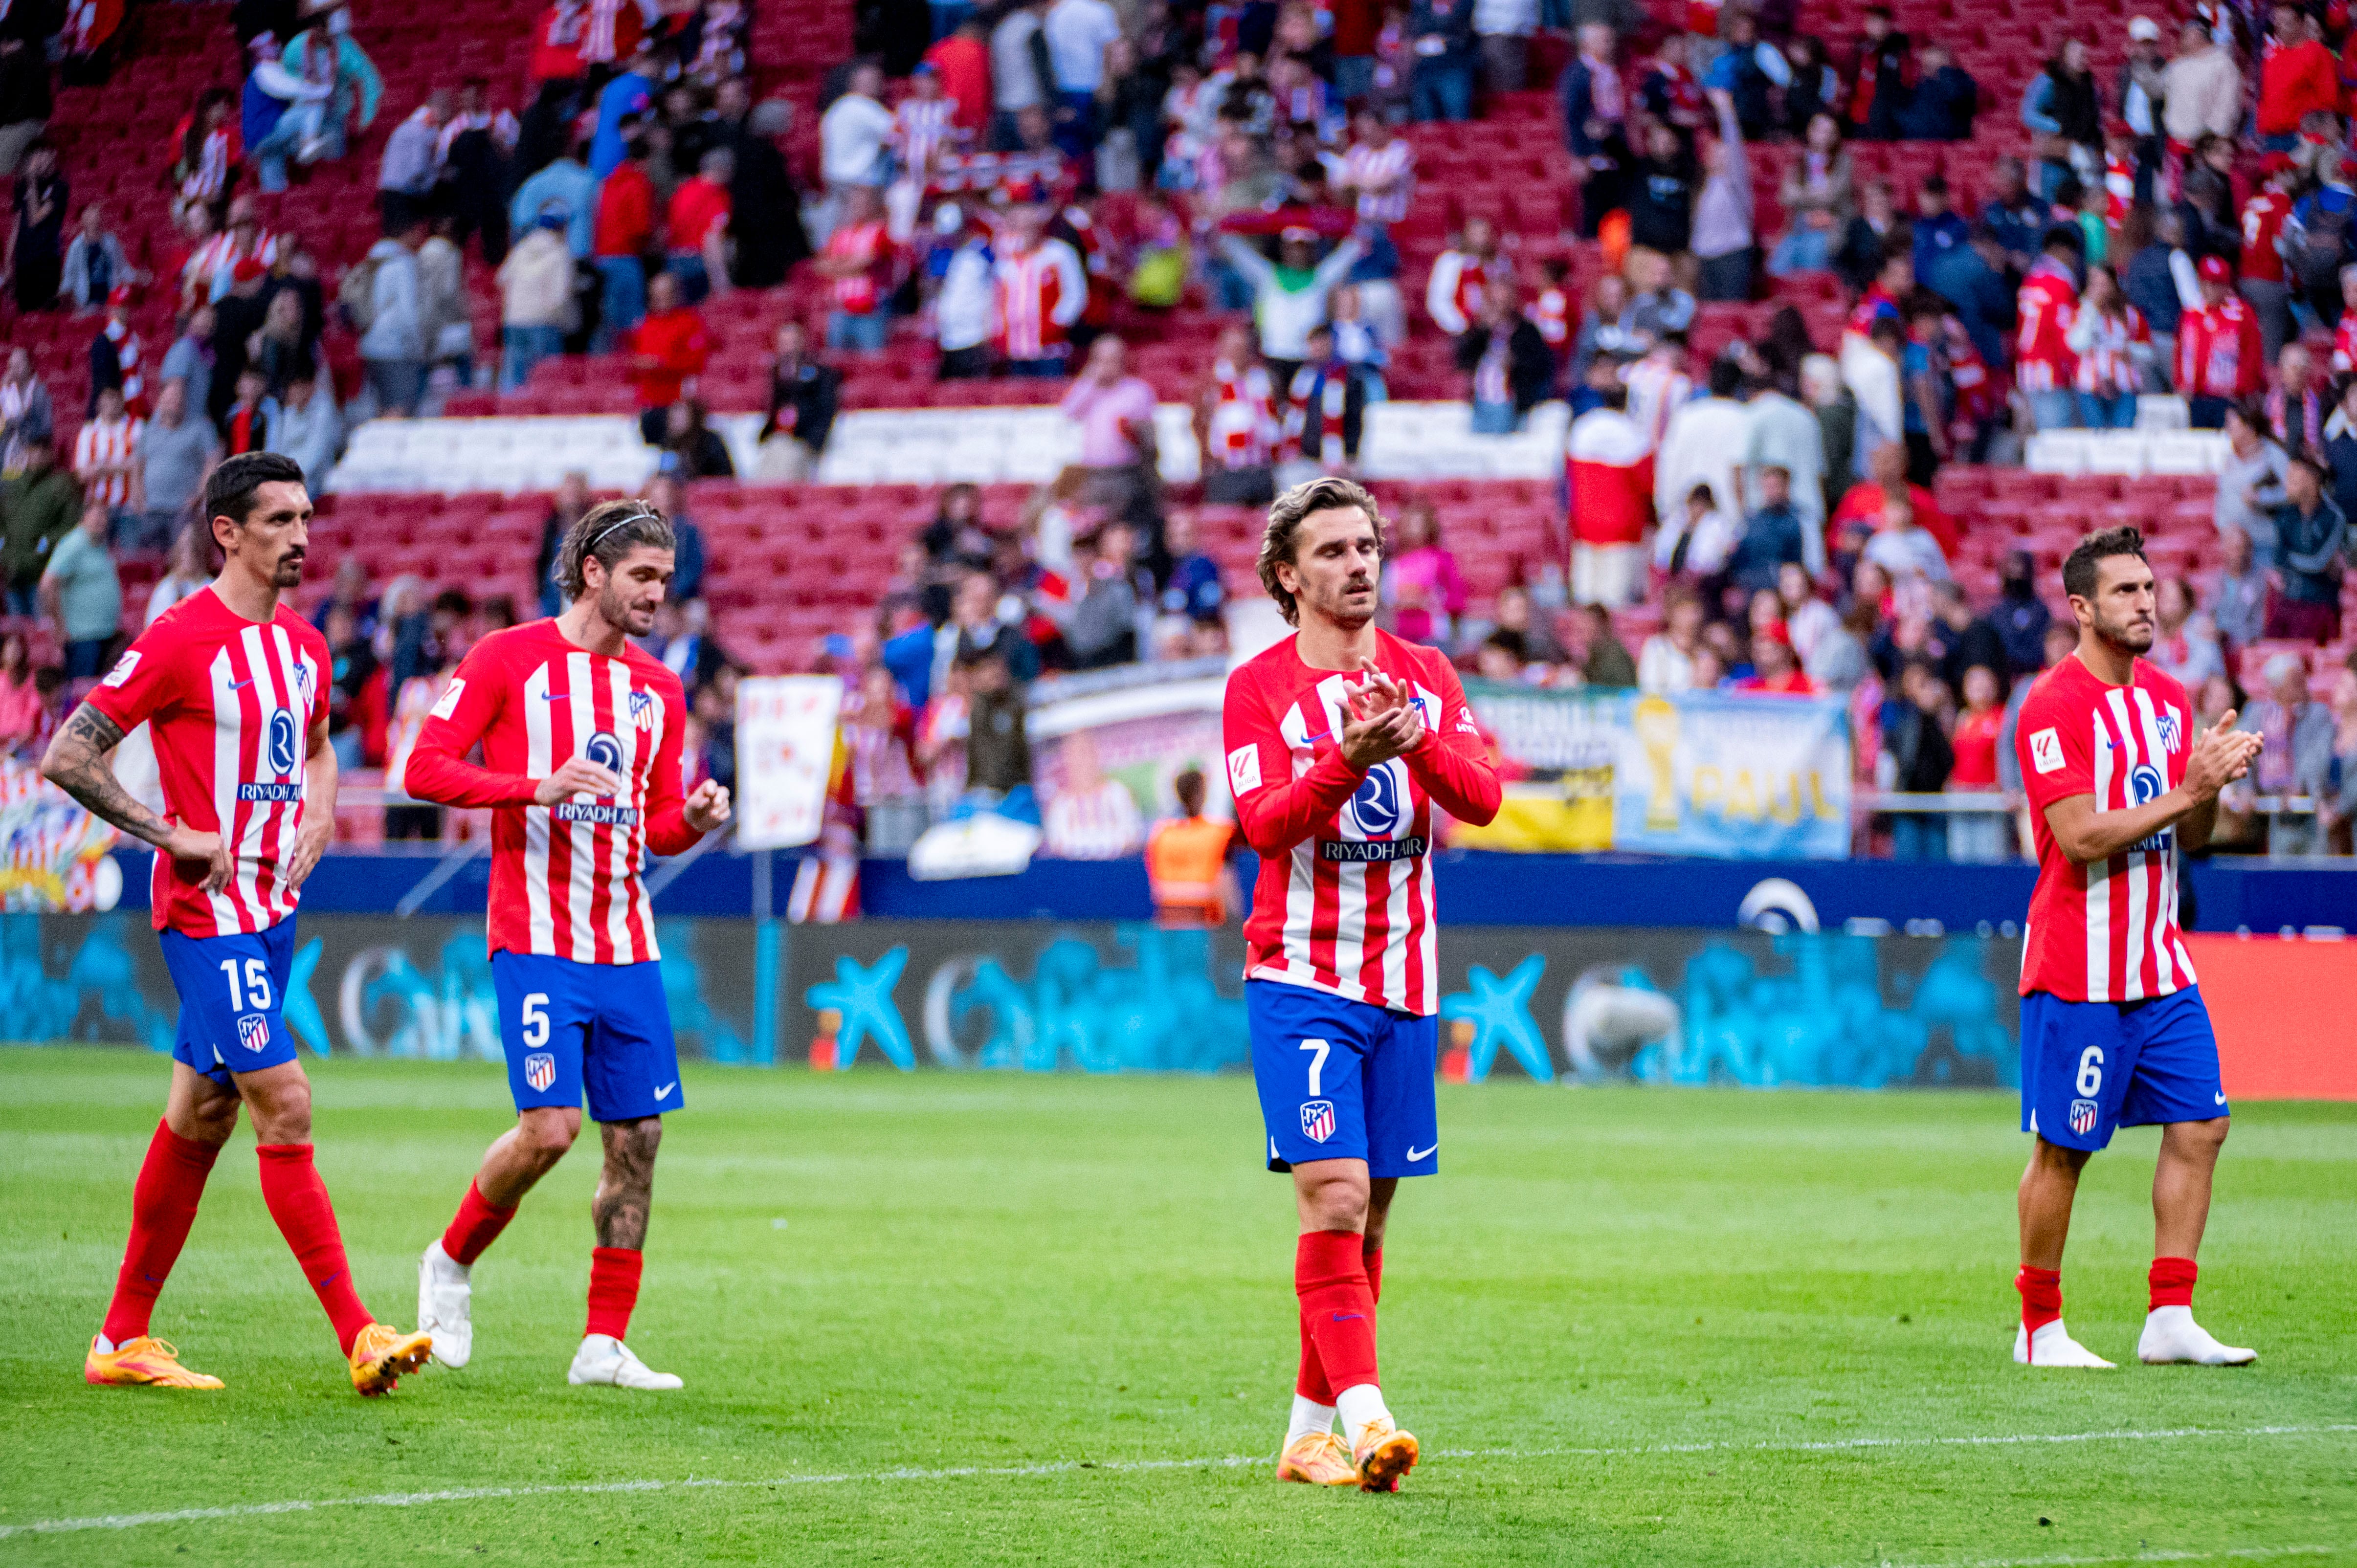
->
xmin=521 ymin=992 xmax=550 ymax=1048
xmin=1300 ymin=1038 xmax=1330 ymax=1097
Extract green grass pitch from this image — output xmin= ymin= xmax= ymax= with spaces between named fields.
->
xmin=0 ymin=1047 xmax=2352 ymax=1567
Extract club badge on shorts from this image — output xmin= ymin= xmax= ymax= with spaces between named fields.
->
xmin=525 ymin=1052 xmax=557 ymax=1093
xmin=2068 ymin=1097 xmax=2099 ymax=1137
xmin=1300 ymin=1100 xmax=1335 ymax=1144
xmin=237 ymin=1013 xmax=270 ymax=1052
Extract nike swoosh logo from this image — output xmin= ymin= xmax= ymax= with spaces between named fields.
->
xmin=2214 ymin=1092 xmax=2228 ymax=1105
xmin=228 ymin=676 xmax=255 ymax=690
xmin=1405 ymin=1143 xmax=1437 ymax=1161
xmin=1329 ymin=1313 xmax=1365 ymax=1323
xmin=654 ymin=1081 xmax=676 ymax=1100
xmin=541 ymin=690 xmax=572 ymax=701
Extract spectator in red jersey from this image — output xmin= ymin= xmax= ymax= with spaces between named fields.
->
xmin=2256 ymin=2 xmax=2337 ymax=152
xmin=1734 ymin=620 xmax=1818 ymax=695
xmin=1565 ymin=381 xmax=1654 ymax=608
xmin=2014 ymin=224 xmax=2083 ymax=432
xmin=922 ymin=15 xmax=993 ymax=137
xmin=813 ymin=183 xmax=897 ymax=352
xmin=590 ymin=127 xmax=656 ymax=351
xmin=2239 ymin=152 xmax=2299 ymax=362
xmin=665 ymin=146 xmax=733 ymax=304
xmin=2178 ymin=254 xmax=2264 ymax=429
xmin=1944 ymin=662 xmax=2006 ymax=861
xmin=623 ymin=270 xmax=710 ymax=440
xmin=74 ymin=384 xmax=140 ymax=538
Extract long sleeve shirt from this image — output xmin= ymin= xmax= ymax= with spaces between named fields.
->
xmin=1220 ymin=234 xmax=1364 ymax=361
xmin=1690 ymin=99 xmax=1752 ymax=259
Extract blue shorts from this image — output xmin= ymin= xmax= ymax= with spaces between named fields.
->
xmin=2020 ymin=987 xmax=2227 ymax=1152
xmin=1248 ymin=979 xmax=1438 ymax=1178
xmin=160 ymin=922 xmax=302 ymax=1087
xmin=490 ymin=951 xmax=681 ymax=1124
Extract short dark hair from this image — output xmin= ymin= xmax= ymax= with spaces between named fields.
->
xmin=2062 ymin=525 xmax=2148 ymax=600
xmin=1173 ymin=766 xmax=1206 ymax=817
xmin=1256 ymin=475 xmax=1386 ymax=626
xmin=557 ymin=497 xmax=677 ymax=598
xmin=204 ymin=451 xmax=306 ymax=527
xmin=1707 ymin=356 xmax=1743 ymax=398
xmin=2287 ymin=446 xmax=2330 ymax=481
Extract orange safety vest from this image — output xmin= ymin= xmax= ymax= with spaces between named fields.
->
xmin=1144 ymin=815 xmax=1232 ymax=926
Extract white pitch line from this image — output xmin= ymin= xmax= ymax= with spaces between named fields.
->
xmin=1868 ymin=1546 xmax=2347 ymax=1568
xmin=1 ymin=1422 xmax=2350 ymax=1541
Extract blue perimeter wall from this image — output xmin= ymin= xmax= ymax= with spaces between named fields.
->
xmin=105 ymin=849 xmax=2354 ymax=933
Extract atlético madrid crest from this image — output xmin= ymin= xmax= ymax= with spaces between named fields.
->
xmin=525 ymin=1052 xmax=556 ymax=1093
xmin=1300 ymin=1100 xmax=1335 ymax=1144
xmin=236 ymin=1013 xmax=270 ymax=1052
xmin=2068 ymin=1098 xmax=2099 ymax=1137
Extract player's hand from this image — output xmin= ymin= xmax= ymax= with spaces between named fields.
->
xmin=163 ymin=825 xmax=234 ymax=894
xmin=534 ymin=757 xmax=624 ymax=804
xmin=684 ymin=779 xmax=732 ymax=833
xmin=2182 ymin=712 xmax=2265 ymax=801
xmin=1349 ymin=658 xmax=1408 ymax=719
xmin=281 ymin=812 xmax=332 ymax=891
xmin=1340 ymin=703 xmax=1425 ymax=770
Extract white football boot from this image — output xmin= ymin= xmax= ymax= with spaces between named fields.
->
xmin=2137 ymin=1306 xmax=2257 ymax=1365
xmin=567 ymin=1334 xmax=683 ymax=1390
xmin=417 ymin=1240 xmax=474 ymax=1369
xmin=2014 ymin=1319 xmax=2116 ymax=1368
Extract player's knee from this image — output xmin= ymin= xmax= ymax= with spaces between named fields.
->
xmin=1298 ymin=1173 xmax=1369 ymax=1233
xmin=244 ymin=1078 xmax=313 ymax=1143
xmin=181 ymin=1096 xmax=241 ymax=1146
xmin=517 ymin=1107 xmax=582 ymax=1162
xmin=2176 ymin=1115 xmax=2230 ymax=1155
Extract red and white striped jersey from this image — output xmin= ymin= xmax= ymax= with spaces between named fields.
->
xmin=2015 ymin=654 xmax=2198 ymax=1005
xmin=1204 ymin=359 xmax=1280 ymax=469
xmin=2334 ymin=310 xmax=2357 ymax=373
xmin=402 ymin=621 xmax=702 ymax=964
xmin=1223 ymin=631 xmax=1501 ymax=1016
xmin=578 ymin=0 xmax=644 ymax=64
xmin=73 ymin=415 xmax=139 ymax=508
xmin=2015 ymin=258 xmax=2078 ymax=393
xmin=1423 ymin=247 xmax=1491 ymax=336
xmin=1339 ymin=138 xmax=1415 ymax=224
xmin=85 ymin=589 xmax=330 ymax=938
xmin=993 ymin=238 xmax=1086 ymax=359
xmin=2071 ymin=304 xmax=2149 ymax=397
xmin=891 ymin=96 xmax=960 ymax=181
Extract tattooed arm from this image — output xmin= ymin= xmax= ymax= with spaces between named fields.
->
xmin=41 ymin=702 xmax=235 ymax=894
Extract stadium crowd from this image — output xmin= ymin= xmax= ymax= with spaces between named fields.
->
xmin=0 ymin=0 xmax=2352 ymax=861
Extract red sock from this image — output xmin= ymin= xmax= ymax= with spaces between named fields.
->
xmin=1297 ymin=1243 xmax=1383 ymax=1403
xmin=2149 ymin=1256 xmax=2198 ymax=1310
xmin=1295 ymin=1231 xmax=1378 ymax=1394
xmin=255 ymin=1144 xmax=375 ymax=1356
xmin=2017 ymin=1265 xmax=2063 ymax=1335
xmin=440 ymin=1180 xmax=517 ymax=1267
xmin=585 ymin=1247 xmax=642 ymax=1341
xmin=101 ymin=1121 xmax=220 ymax=1345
